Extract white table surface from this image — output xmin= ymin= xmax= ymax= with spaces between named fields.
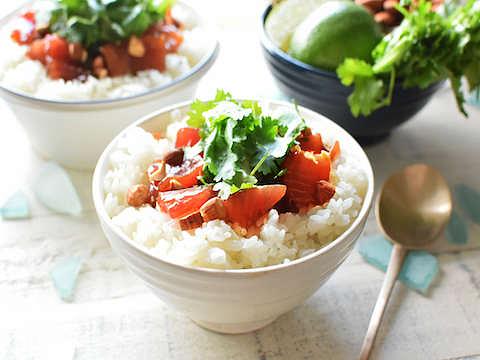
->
xmin=1 ymin=1 xmax=480 ymax=359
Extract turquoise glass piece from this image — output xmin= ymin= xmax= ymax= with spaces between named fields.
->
xmin=445 ymin=210 xmax=468 ymax=245
xmin=33 ymin=162 xmax=82 ymax=216
xmin=50 ymin=257 xmax=83 ymax=302
xmin=358 ymin=235 xmax=439 ymax=294
xmin=1 ymin=191 xmax=30 ymax=219
xmin=454 ymin=184 xmax=480 ymax=225
xmin=466 ymin=87 xmax=480 ymax=108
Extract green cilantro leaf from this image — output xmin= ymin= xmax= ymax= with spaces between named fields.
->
xmin=336 ymin=0 xmax=480 ymax=117
xmin=187 ymin=90 xmax=306 ymax=198
xmin=48 ymin=0 xmax=175 ymax=50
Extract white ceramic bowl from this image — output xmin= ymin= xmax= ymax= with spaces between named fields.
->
xmin=92 ymin=101 xmax=375 ymax=334
xmin=0 ymin=2 xmax=219 ymax=170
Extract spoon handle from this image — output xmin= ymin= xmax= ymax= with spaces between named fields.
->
xmin=359 ymin=244 xmax=407 ymax=360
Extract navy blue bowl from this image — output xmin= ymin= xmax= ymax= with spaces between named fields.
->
xmin=260 ymin=5 xmax=443 ymax=144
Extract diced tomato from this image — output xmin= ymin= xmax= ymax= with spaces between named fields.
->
xmin=27 ymin=35 xmax=70 ymax=64
xmin=132 ymin=21 xmax=183 ymax=73
xmin=222 ymin=185 xmax=286 ymax=230
xmin=44 ymin=34 xmax=70 ymax=61
xmin=131 ymin=34 xmax=166 ymax=72
xmin=157 ymin=186 xmax=215 ymax=219
xmin=299 ymin=128 xmax=324 ymax=153
xmin=158 ymin=156 xmax=203 ymax=191
xmin=100 ymin=43 xmax=131 ymax=76
xmin=330 ymin=141 xmax=341 ymax=162
xmin=27 ymin=38 xmax=47 ymax=63
xmin=175 ymin=127 xmax=201 ymax=148
xmin=11 ymin=11 xmax=37 ymax=45
xmin=281 ymin=147 xmax=331 ymax=211
xmin=22 ymin=11 xmax=36 ymax=24
xmin=46 ymin=59 xmax=83 ymax=81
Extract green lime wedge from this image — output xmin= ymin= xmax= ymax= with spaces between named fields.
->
xmin=265 ymin=0 xmax=328 ymax=52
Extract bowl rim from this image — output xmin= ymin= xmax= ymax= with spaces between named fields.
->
xmin=0 ymin=0 xmax=220 ymax=108
xmin=92 ymin=99 xmax=375 ymax=276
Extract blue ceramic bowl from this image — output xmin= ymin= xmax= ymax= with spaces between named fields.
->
xmin=260 ymin=5 xmax=443 ymax=143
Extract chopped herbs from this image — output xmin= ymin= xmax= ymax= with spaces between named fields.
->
xmin=187 ymin=90 xmax=306 ymax=198
xmin=48 ymin=0 xmax=175 ymax=49
xmin=337 ymin=0 xmax=480 ymax=117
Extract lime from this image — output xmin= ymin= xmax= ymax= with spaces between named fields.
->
xmin=265 ymin=0 xmax=328 ymax=52
xmin=288 ymin=1 xmax=382 ymax=71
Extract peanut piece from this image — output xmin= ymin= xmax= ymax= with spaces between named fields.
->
xmin=127 ymin=184 xmax=150 ymax=207
xmin=164 ymin=149 xmax=184 ymax=166
xmin=179 ymin=213 xmax=203 ymax=231
xmin=128 ymin=36 xmax=146 ymax=58
xmin=355 ymin=0 xmax=384 ymax=12
xmin=68 ymin=43 xmax=87 ymax=62
xmin=374 ymin=11 xmax=397 ymax=26
xmin=92 ymin=56 xmax=108 ymax=78
xmin=316 ymin=180 xmax=336 ymax=206
xmin=383 ymin=0 xmax=400 ymax=10
xmin=374 ymin=11 xmax=399 ymax=26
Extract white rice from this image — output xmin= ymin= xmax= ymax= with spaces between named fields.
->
xmin=102 ymin=108 xmax=368 ymax=269
xmin=0 ymin=3 xmax=210 ymax=101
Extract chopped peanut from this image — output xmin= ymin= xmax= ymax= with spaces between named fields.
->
xmin=127 ymin=184 xmax=150 ymax=207
xmin=164 ymin=149 xmax=184 ymax=166
xmin=68 ymin=43 xmax=87 ymax=62
xmin=316 ymin=180 xmax=336 ymax=206
xmin=128 ymin=35 xmax=146 ymax=58
xmin=179 ymin=212 xmax=203 ymax=230
xmin=92 ymin=56 xmax=108 ymax=78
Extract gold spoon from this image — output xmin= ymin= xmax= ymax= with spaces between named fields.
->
xmin=359 ymin=164 xmax=452 ymax=360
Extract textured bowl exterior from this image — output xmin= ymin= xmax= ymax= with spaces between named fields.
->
xmin=92 ymin=101 xmax=375 ymax=334
xmin=260 ymin=5 xmax=443 ymax=142
xmin=0 ymin=1 xmax=219 ymax=171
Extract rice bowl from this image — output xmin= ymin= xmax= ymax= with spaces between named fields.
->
xmin=0 ymin=1 xmax=218 ymax=169
xmin=92 ymin=99 xmax=374 ymax=333
xmin=0 ymin=2 xmax=210 ymax=101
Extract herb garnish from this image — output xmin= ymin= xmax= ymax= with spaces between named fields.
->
xmin=48 ymin=0 xmax=175 ymax=49
xmin=337 ymin=0 xmax=480 ymax=117
xmin=187 ymin=90 xmax=306 ymax=198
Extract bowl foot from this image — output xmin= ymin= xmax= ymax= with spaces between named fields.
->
xmin=191 ymin=316 xmax=278 ymax=334
xmin=355 ymin=133 xmax=390 ymax=146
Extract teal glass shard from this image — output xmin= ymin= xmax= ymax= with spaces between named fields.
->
xmin=50 ymin=257 xmax=83 ymax=302
xmin=1 ymin=191 xmax=30 ymax=219
xmin=358 ymin=235 xmax=439 ymax=294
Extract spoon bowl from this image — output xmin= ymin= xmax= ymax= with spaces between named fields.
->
xmin=376 ymin=163 xmax=453 ymax=249
xmin=359 ymin=164 xmax=452 ymax=360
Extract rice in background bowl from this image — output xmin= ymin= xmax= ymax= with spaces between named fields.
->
xmin=92 ymin=100 xmax=374 ymax=334
xmin=103 ymin=105 xmax=368 ymax=269
xmin=0 ymin=1 xmax=219 ymax=170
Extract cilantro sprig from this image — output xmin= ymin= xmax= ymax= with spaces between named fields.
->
xmin=337 ymin=0 xmax=480 ymax=117
xmin=48 ymin=0 xmax=175 ymax=49
xmin=187 ymin=90 xmax=306 ymax=199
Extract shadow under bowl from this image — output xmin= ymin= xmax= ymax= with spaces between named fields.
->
xmin=260 ymin=5 xmax=444 ymax=144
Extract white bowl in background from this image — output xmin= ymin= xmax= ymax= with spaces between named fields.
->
xmin=92 ymin=100 xmax=375 ymax=334
xmin=0 ymin=2 xmax=219 ymax=170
